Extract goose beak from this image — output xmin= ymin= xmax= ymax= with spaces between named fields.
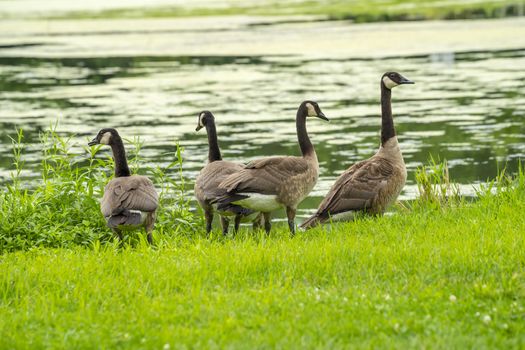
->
xmin=317 ymin=112 xmax=329 ymax=121
xmin=195 ymin=125 xmax=203 ymax=132
xmin=88 ymin=138 xmax=98 ymax=146
xmin=399 ymin=76 xmax=415 ymax=84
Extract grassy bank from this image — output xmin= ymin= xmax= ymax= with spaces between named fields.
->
xmin=46 ymin=0 xmax=525 ymax=22
xmin=1 ymin=129 xmax=524 ymax=348
xmin=1 ymin=175 xmax=524 ymax=348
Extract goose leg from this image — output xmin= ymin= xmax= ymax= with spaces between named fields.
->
xmin=252 ymin=213 xmax=263 ymax=231
xmin=263 ymin=212 xmax=272 ymax=234
xmin=204 ymin=209 xmax=213 ymax=235
xmin=145 ymin=212 xmax=155 ymax=244
xmin=234 ymin=215 xmax=242 ymax=235
xmin=286 ymin=207 xmax=296 ymax=236
xmin=113 ymin=228 xmax=123 ymax=241
xmin=220 ymin=216 xmax=230 ymax=236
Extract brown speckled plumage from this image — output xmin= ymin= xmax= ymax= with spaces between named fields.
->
xmin=219 ymin=155 xmax=319 ymax=209
xmin=89 ymin=128 xmax=158 ymax=243
xmin=194 ymin=111 xmax=261 ymax=235
xmin=301 ymin=138 xmax=406 ymax=228
xmin=101 ymin=175 xmax=158 ymax=218
xmin=217 ymin=101 xmax=328 ymax=235
xmin=301 ymin=72 xmax=413 ymax=229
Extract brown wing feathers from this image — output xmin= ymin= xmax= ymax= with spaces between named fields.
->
xmin=101 ymin=175 xmax=158 ymax=217
xmin=219 ymin=156 xmax=308 ymax=194
xmin=301 ymin=158 xmax=395 ymax=227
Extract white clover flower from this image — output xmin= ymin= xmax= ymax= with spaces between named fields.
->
xmin=482 ymin=315 xmax=491 ymax=324
xmin=163 ymin=343 xmax=171 ymax=350
xmin=449 ymin=295 xmax=457 ymax=302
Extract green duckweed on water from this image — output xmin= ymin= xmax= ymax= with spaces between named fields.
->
xmin=35 ymin=0 xmax=525 ymax=22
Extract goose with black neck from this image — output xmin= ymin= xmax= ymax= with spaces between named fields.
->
xmin=301 ymin=72 xmax=413 ymax=229
xmin=194 ymin=111 xmax=261 ymax=235
xmin=88 ymin=128 xmax=158 ymax=243
xmin=216 ymin=100 xmax=328 ymax=235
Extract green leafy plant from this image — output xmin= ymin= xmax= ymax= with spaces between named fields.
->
xmin=415 ymin=156 xmax=461 ymax=209
xmin=0 ymin=126 xmax=200 ymax=252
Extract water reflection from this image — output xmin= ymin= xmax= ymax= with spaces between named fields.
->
xmin=430 ymin=52 xmax=455 ymax=65
xmin=0 ymin=48 xmax=524 ymax=219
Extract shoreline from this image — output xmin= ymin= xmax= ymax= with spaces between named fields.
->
xmin=0 ymin=17 xmax=524 ymax=59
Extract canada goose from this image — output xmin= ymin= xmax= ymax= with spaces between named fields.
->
xmin=216 ymin=100 xmax=328 ymax=235
xmin=194 ymin=111 xmax=260 ymax=235
xmin=88 ymin=128 xmax=158 ymax=243
xmin=301 ymin=72 xmax=413 ymax=229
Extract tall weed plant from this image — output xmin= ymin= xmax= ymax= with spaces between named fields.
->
xmin=414 ymin=156 xmax=461 ymax=209
xmin=0 ymin=126 xmax=197 ymax=253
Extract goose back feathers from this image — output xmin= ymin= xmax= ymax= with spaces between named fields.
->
xmin=101 ymin=175 xmax=158 ymax=220
xmin=301 ymin=137 xmax=406 ymax=228
xmin=195 ymin=160 xmax=254 ymax=216
xmin=218 ymin=155 xmax=318 ymax=210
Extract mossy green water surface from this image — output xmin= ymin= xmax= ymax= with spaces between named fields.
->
xmin=40 ymin=0 xmax=525 ymax=21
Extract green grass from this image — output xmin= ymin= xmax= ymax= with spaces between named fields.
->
xmin=1 ymin=183 xmax=524 ymax=348
xmin=44 ymin=0 xmax=525 ymax=22
xmin=1 ymin=128 xmax=524 ymax=348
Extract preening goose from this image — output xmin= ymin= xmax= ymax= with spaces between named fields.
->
xmin=216 ymin=100 xmax=328 ymax=235
xmin=194 ymin=111 xmax=260 ymax=235
xmin=301 ymin=72 xmax=413 ymax=229
xmin=88 ymin=128 xmax=158 ymax=243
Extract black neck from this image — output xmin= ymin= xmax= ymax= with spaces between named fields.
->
xmin=380 ymin=82 xmax=395 ymax=146
xmin=297 ymin=107 xmax=315 ymax=157
xmin=110 ymin=137 xmax=131 ymax=177
xmin=205 ymin=120 xmax=222 ymax=162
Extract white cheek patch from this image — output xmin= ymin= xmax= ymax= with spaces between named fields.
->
xmin=306 ymin=103 xmax=316 ymax=117
xmin=198 ymin=113 xmax=205 ymax=127
xmin=100 ymin=132 xmax=111 ymax=145
xmin=383 ymin=76 xmax=398 ymax=89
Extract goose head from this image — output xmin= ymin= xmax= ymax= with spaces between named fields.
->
xmin=195 ymin=111 xmax=215 ymax=131
xmin=300 ymin=100 xmax=329 ymax=121
xmin=88 ymin=128 xmax=120 ymax=146
xmin=382 ymin=72 xmax=414 ymax=90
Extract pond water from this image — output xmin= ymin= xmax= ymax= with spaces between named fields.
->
xmin=1 ymin=17 xmax=524 ymax=220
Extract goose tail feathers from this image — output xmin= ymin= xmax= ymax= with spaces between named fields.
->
xmin=300 ymin=214 xmax=321 ymax=230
